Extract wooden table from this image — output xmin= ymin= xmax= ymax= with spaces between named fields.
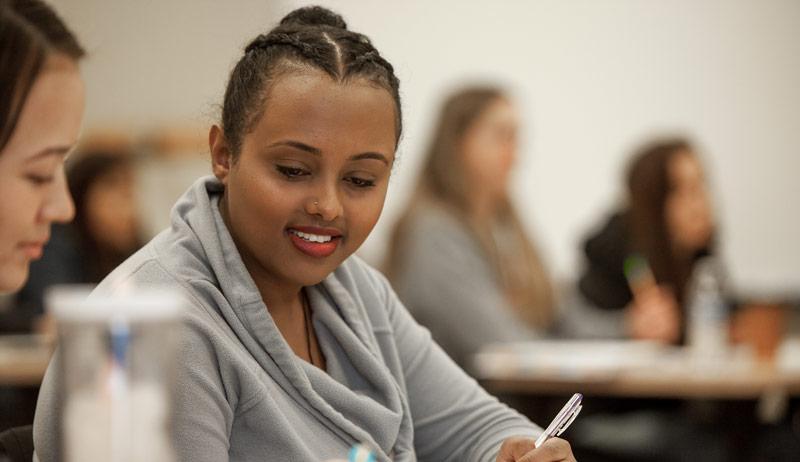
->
xmin=473 ymin=340 xmax=800 ymax=400
xmin=0 ymin=335 xmax=52 ymax=387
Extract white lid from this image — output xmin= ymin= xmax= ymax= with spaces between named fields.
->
xmin=46 ymin=284 xmax=185 ymax=322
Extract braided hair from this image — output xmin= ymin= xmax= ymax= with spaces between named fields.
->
xmin=221 ymin=6 xmax=402 ymax=156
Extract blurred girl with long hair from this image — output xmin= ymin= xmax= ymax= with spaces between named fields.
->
xmin=386 ymin=86 xmax=555 ymax=367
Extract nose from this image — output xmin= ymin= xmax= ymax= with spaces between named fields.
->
xmin=39 ymin=170 xmax=75 ymax=224
xmin=304 ymin=181 xmax=343 ymax=222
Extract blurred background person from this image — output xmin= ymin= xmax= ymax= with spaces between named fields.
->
xmin=565 ymin=136 xmax=800 ymax=461
xmin=4 ymin=150 xmax=143 ymax=334
xmin=571 ymin=137 xmax=719 ymax=343
xmin=385 ymin=86 xmax=556 ymax=369
xmin=564 ymin=137 xmax=733 ymax=461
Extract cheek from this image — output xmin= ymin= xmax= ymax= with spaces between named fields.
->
xmin=344 ymin=187 xmax=388 ymax=243
xmin=0 ymin=179 xmax=37 ymax=292
xmin=666 ymin=197 xmax=688 ymax=236
xmin=0 ymin=177 xmax=40 ymax=237
xmin=0 ymin=201 xmax=19 ymax=258
xmin=667 ymin=195 xmax=709 ymax=247
xmin=693 ymin=193 xmax=713 ymax=224
xmin=463 ymin=139 xmax=514 ymax=184
xmin=228 ymin=171 xmax=296 ymax=235
xmin=461 ymin=135 xmax=483 ymax=173
xmin=499 ymin=142 xmax=516 ymax=173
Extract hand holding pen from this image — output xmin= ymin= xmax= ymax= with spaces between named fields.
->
xmin=495 ymin=393 xmax=582 ymax=462
xmin=624 ymin=254 xmax=681 ymax=343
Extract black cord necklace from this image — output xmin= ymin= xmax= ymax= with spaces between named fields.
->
xmin=301 ymin=290 xmax=314 ymax=366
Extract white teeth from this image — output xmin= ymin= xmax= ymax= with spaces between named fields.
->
xmin=291 ymin=230 xmax=333 ymax=243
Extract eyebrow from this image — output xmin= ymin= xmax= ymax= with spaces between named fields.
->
xmin=269 ymin=140 xmax=321 ymax=155
xmin=26 ymin=146 xmax=73 ymax=162
xmin=268 ymin=140 xmax=391 ymax=166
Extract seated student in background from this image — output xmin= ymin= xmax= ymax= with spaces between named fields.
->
xmin=34 ymin=7 xmax=575 ymax=462
xmin=564 ymin=138 xmax=736 ymax=461
xmin=385 ymin=86 xmax=556 ymax=368
xmin=9 ymin=150 xmax=143 ymax=333
xmin=575 ymin=137 xmax=716 ymax=343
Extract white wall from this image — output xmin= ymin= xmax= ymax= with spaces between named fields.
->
xmin=54 ymin=0 xmax=800 ymax=295
xmin=53 ymin=0 xmax=288 ymax=131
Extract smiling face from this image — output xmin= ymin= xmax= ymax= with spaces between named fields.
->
xmin=211 ymin=70 xmax=397 ymax=291
xmin=0 ymin=55 xmax=83 ymax=292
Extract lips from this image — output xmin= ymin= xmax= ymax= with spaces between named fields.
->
xmin=287 ymin=226 xmax=342 ymax=258
xmin=19 ymin=241 xmax=46 ymax=260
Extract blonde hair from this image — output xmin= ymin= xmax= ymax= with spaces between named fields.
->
xmin=386 ymin=86 xmax=555 ymax=328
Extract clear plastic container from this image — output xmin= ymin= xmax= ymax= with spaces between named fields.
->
xmin=686 ymin=257 xmax=730 ymax=364
xmin=47 ymin=286 xmax=184 ymax=462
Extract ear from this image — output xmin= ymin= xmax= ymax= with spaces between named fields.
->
xmin=209 ymin=125 xmax=232 ymax=185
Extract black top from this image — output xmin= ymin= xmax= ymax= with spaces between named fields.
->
xmin=578 ymin=212 xmax=633 ymax=311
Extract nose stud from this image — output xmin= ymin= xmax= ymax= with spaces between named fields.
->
xmin=313 ymin=200 xmax=319 ymax=206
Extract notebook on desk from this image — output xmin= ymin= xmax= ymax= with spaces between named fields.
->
xmin=472 ymin=340 xmax=671 ymax=381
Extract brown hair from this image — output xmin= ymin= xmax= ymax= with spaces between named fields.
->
xmin=626 ymin=137 xmax=712 ymax=305
xmin=0 ymin=0 xmax=84 ymax=151
xmin=386 ymin=86 xmax=555 ymax=328
xmin=66 ymin=150 xmax=141 ymax=281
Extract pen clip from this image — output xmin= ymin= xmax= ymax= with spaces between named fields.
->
xmin=555 ymin=404 xmax=581 ymax=437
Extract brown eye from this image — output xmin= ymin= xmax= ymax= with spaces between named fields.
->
xmin=26 ymin=174 xmax=55 ymax=186
xmin=345 ymin=176 xmax=375 ymax=188
xmin=276 ymin=165 xmax=309 ymax=179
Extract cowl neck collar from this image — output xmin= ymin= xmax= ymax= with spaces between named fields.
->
xmin=179 ymin=177 xmax=413 ymax=460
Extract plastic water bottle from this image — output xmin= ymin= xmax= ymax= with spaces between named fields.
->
xmin=686 ymin=257 xmax=729 ymax=362
xmin=48 ymin=286 xmax=185 ymax=462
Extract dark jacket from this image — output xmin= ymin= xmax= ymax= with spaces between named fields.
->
xmin=578 ymin=212 xmax=633 ymax=311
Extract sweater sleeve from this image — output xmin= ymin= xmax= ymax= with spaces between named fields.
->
xmin=379 ymin=270 xmax=542 ymax=462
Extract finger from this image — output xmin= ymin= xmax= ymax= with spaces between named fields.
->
xmin=517 ymin=438 xmax=572 ymax=462
xmin=631 ymin=282 xmax=659 ymax=305
xmin=496 ymin=436 xmax=537 ymax=462
xmin=644 ymin=309 xmax=676 ymax=337
xmin=640 ymin=292 xmax=673 ymax=314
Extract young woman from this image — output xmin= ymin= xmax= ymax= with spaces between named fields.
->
xmin=385 ymin=87 xmax=556 ymax=368
xmin=0 ymin=0 xmax=84 ymax=443
xmin=32 ymin=6 xmax=575 ymax=462
xmin=0 ymin=0 xmax=84 ymax=294
xmin=577 ymin=138 xmax=716 ymax=343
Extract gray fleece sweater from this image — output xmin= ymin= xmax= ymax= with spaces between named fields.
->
xmin=391 ymin=204 xmax=543 ymax=369
xmin=33 ymin=176 xmax=541 ymax=462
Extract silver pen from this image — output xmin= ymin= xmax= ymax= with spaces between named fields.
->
xmin=534 ymin=393 xmax=583 ymax=448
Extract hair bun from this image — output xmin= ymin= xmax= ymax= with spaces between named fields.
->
xmin=280 ymin=6 xmax=347 ymax=30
